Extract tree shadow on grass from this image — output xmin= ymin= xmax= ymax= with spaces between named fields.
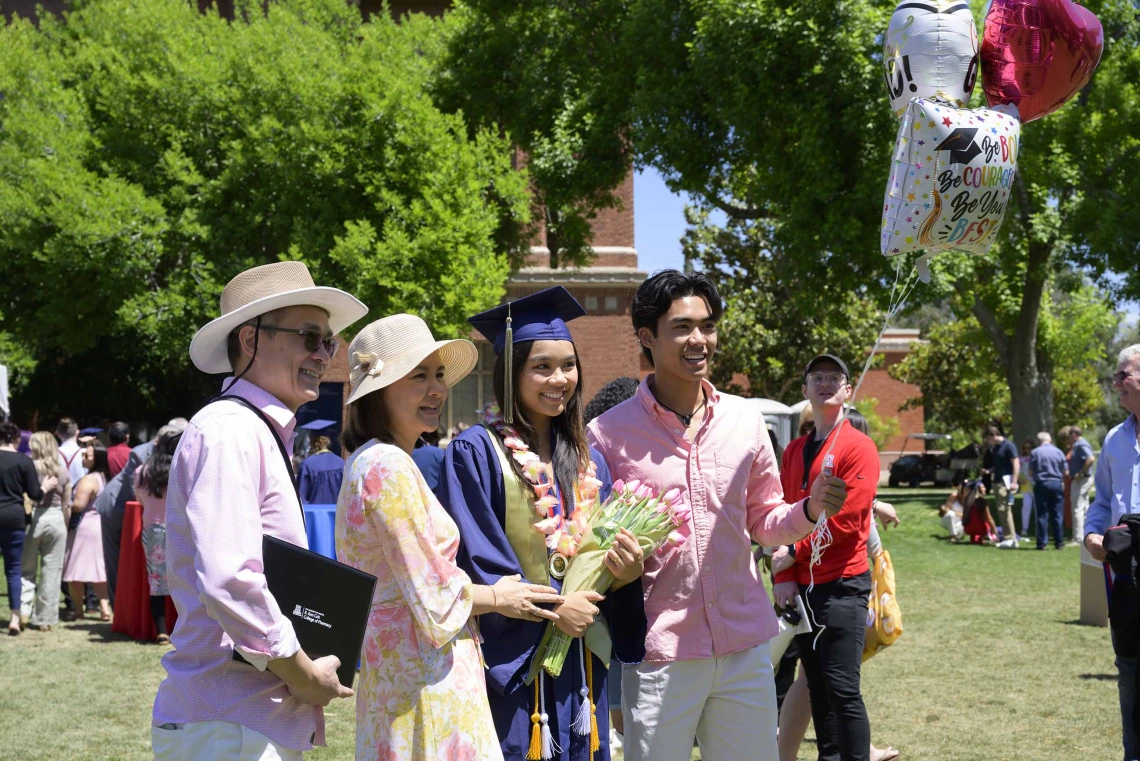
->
xmin=1078 ymin=673 xmax=1118 ymax=681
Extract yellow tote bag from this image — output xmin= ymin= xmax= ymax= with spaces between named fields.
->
xmin=863 ymin=548 xmax=903 ymax=662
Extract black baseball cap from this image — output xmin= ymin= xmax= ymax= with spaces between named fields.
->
xmin=804 ymin=354 xmax=850 ymax=381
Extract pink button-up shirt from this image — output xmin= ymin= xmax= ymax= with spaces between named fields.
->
xmin=152 ymin=379 xmax=323 ymax=750
xmin=587 ymin=377 xmax=816 ymax=663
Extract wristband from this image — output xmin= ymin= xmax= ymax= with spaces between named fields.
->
xmin=802 ymin=499 xmax=815 ymax=523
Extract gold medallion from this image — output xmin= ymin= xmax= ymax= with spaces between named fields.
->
xmin=548 ymin=552 xmax=569 ymax=580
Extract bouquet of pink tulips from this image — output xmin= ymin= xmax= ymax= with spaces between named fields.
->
xmin=531 ymin=478 xmax=690 ymax=679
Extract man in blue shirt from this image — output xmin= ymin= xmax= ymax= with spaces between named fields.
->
xmin=1028 ymin=432 xmax=1068 ymax=550
xmin=984 ymin=424 xmax=1021 ymax=547
xmin=1084 ymin=343 xmax=1140 ymax=761
xmin=1060 ymin=425 xmax=1096 ymax=545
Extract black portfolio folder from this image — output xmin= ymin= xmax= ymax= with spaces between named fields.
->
xmin=261 ymin=535 xmax=377 ymax=688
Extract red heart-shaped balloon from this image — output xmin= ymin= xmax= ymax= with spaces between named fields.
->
xmin=980 ymin=0 xmax=1104 ymax=123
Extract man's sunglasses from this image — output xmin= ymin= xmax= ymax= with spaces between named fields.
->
xmin=260 ymin=325 xmax=338 ymax=358
xmin=1110 ymin=370 xmax=1139 ymax=385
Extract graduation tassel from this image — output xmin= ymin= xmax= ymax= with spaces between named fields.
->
xmin=527 ymin=679 xmax=542 ymax=760
xmin=504 ymin=305 xmax=514 ymax=425
xmin=572 ymin=639 xmax=593 ymax=738
xmin=586 ymin=646 xmax=600 ymax=755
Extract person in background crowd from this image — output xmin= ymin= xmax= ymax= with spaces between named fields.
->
xmin=135 ymin=432 xmax=178 ymax=645
xmin=63 ymin=442 xmax=112 ymax=621
xmin=297 ymin=435 xmax=345 ymax=504
xmin=106 ymin=422 xmax=132 ymax=477
xmin=336 ymin=313 xmax=566 ymax=761
xmin=1059 ymin=425 xmax=1095 ymax=547
xmin=773 ymin=356 xmax=880 ymax=761
xmin=583 ymin=375 xmax=641 ymax=752
xmin=1028 ymin=432 xmax=1068 ymax=550
xmin=21 ymin=431 xmax=71 ymax=631
xmin=587 ymin=272 xmax=846 ymax=761
xmin=95 ymin=418 xmax=188 ymax=610
xmin=983 ymin=423 xmax=1021 ymax=548
xmin=1084 ymin=343 xmax=1140 ymax=761
xmin=0 ymin=422 xmax=58 ymax=635
xmin=56 ymin=418 xmax=88 ymax=493
xmin=1018 ymin=439 xmax=1035 ymax=544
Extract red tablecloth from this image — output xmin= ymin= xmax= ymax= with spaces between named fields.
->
xmin=112 ymin=501 xmax=177 ymax=641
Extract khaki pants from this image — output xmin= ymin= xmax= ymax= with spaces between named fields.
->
xmin=152 ymin=721 xmax=302 ymax=761
xmin=20 ymin=508 xmax=67 ymax=626
xmin=993 ymin=484 xmax=1017 ymax=539
xmin=622 ymin=642 xmax=777 ymax=761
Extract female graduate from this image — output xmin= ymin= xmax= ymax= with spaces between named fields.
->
xmin=437 ymin=286 xmax=647 ymax=761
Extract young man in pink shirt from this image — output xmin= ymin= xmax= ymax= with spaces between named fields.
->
xmin=587 ymin=270 xmax=848 ymax=761
xmin=151 ymin=262 xmax=366 ymax=761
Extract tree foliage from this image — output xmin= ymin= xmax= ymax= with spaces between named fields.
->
xmin=683 ymin=208 xmax=884 ymax=403
xmin=442 ymin=0 xmax=896 ymax=279
xmin=890 ymin=284 xmax=1119 ymax=443
xmin=444 ymin=0 xmax=1140 ymax=444
xmin=0 ymin=0 xmax=530 ymax=421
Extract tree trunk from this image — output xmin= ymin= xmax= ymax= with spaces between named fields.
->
xmin=970 ymin=173 xmax=1056 ymax=445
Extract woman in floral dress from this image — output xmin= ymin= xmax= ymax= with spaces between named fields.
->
xmin=336 ymin=314 xmax=566 ymax=761
xmin=134 ymin=432 xmax=177 ymax=644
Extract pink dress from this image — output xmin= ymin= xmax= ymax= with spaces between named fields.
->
xmin=336 ymin=440 xmax=503 ymax=761
xmin=63 ymin=473 xmax=106 ymax=583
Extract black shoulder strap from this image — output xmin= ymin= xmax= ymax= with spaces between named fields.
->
xmin=214 ymin=394 xmax=305 ymax=528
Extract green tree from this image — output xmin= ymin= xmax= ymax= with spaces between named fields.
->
xmin=0 ymin=0 xmax=530 ymax=422
xmin=890 ymin=284 xmax=1119 ymax=443
xmin=682 ymin=207 xmax=884 ymax=403
xmin=443 ymin=0 xmax=1140 ymax=445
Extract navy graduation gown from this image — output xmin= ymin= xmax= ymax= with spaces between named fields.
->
xmin=410 ymin=440 xmax=446 ymax=492
xmin=297 ymin=450 xmax=345 ymax=505
xmin=436 ymin=425 xmax=646 ymax=761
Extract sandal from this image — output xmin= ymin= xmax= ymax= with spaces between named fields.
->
xmin=156 ymin=633 xmax=171 ymax=646
xmin=871 ymin=745 xmax=900 ymax=761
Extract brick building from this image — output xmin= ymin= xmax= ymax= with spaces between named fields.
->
xmin=857 ymin=328 xmax=927 ymax=469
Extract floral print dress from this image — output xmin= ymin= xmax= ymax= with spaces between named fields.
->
xmin=336 ymin=440 xmax=504 ymax=761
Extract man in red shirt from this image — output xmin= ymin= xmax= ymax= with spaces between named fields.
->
xmin=773 ymin=354 xmax=879 ymax=761
xmin=106 ymin=421 xmax=131 ymax=478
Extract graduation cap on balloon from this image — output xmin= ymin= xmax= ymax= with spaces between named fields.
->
xmin=467 ymin=286 xmax=587 ymax=424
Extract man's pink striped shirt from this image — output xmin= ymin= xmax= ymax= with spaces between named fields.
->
xmin=152 ymin=379 xmax=323 ymax=750
xmin=587 ymin=377 xmax=816 ymax=662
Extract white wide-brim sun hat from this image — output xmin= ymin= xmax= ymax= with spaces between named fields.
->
xmin=346 ymin=314 xmax=478 ymax=405
xmin=189 ymin=261 xmax=369 ymax=374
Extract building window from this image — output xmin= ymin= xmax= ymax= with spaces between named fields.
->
xmin=585 ymin=296 xmax=599 ymax=311
xmin=441 ymin=342 xmax=497 ymax=434
xmin=605 ymin=296 xmax=618 ymax=311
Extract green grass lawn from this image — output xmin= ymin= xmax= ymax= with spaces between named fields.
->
xmin=0 ymin=492 xmax=1123 ymax=760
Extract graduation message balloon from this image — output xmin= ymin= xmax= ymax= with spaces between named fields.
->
xmin=883 ymin=0 xmax=979 ymax=117
xmin=881 ymin=99 xmax=1020 ymax=257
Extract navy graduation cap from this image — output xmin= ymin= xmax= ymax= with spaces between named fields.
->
xmin=467 ymin=286 xmax=586 ymax=355
xmin=467 ymin=286 xmax=587 ymax=422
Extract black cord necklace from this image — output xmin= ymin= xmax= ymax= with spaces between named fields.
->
xmin=658 ymin=389 xmax=708 ymax=427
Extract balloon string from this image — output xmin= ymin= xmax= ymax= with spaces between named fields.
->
xmin=803 ymin=256 xmax=920 ymax=650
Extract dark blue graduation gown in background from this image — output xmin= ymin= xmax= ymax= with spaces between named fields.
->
xmin=411 ymin=440 xmax=446 ymax=492
xmin=436 ymin=425 xmax=647 ymax=761
xmin=297 ymin=450 xmax=345 ymax=505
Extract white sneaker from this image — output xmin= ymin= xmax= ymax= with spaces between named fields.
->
xmin=996 ymin=538 xmax=1015 ymax=549
xmin=610 ymin=728 xmax=623 ymax=750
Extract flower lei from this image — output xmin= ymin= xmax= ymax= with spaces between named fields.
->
xmin=481 ymin=403 xmax=603 ymax=558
